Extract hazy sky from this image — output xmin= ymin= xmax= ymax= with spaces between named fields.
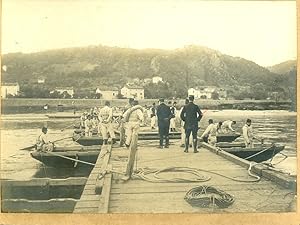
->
xmin=2 ymin=0 xmax=297 ymax=66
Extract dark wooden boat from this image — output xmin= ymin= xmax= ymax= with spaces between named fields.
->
xmin=203 ymin=133 xmax=241 ymax=143
xmin=73 ymin=131 xmax=182 ymax=146
xmin=216 ymin=142 xmax=285 ymax=163
xmin=30 ymin=146 xmax=100 ymax=168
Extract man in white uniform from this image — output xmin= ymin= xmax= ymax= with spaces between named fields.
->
xmin=242 ymin=119 xmax=254 ymax=148
xmin=221 ymin=120 xmax=236 ymax=133
xmin=123 ymin=100 xmax=144 ymax=148
xmin=199 ymin=119 xmax=222 ymax=146
xmin=98 ymin=101 xmax=116 ymax=145
xmin=36 ymin=127 xmax=54 ymax=151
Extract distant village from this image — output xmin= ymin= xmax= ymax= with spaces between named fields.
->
xmin=1 ymin=75 xmax=284 ymax=101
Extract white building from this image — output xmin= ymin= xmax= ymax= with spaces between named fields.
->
xmin=37 ymin=77 xmax=45 ymax=84
xmin=54 ymin=87 xmax=74 ymax=98
xmin=188 ymin=86 xmax=222 ymax=99
xmin=121 ymin=85 xmax=144 ymax=100
xmin=1 ymin=83 xmax=20 ymax=98
xmin=152 ymin=76 xmax=163 ymax=84
xmin=95 ymin=87 xmax=119 ymax=100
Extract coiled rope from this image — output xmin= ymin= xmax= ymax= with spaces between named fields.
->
xmin=132 ymin=165 xmax=260 ymax=183
xmin=184 ymin=185 xmax=235 ymax=208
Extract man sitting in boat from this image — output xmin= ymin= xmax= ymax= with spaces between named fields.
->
xmin=221 ymin=120 xmax=237 ymax=133
xmin=242 ymin=119 xmax=254 ymax=148
xmin=85 ymin=115 xmax=93 ymax=137
xmin=98 ymin=101 xmax=116 ymax=145
xmin=199 ymin=119 xmax=222 ymax=146
xmin=36 ymin=127 xmax=54 ymax=152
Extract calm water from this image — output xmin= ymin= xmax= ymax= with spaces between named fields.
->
xmin=0 ymin=110 xmax=297 ymax=181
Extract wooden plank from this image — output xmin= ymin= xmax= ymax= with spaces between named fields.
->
xmin=2 ymin=198 xmax=77 ymax=213
xmin=98 ymin=164 xmax=113 ymax=213
xmin=1 ymin=177 xmax=87 ymax=187
xmin=95 ymin=145 xmax=112 ymax=194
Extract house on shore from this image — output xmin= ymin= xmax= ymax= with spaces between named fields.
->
xmin=95 ymin=87 xmax=119 ymax=100
xmin=121 ymin=85 xmax=144 ymax=100
xmin=1 ymin=83 xmax=20 ymax=98
xmin=188 ymin=86 xmax=227 ymax=99
xmin=51 ymin=87 xmax=74 ymax=98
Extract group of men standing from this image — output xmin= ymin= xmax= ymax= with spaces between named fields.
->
xmin=154 ymin=95 xmax=203 ymax=153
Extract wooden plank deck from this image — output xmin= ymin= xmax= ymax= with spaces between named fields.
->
xmin=73 ymin=145 xmax=112 ymax=213
xmin=106 ymin=140 xmax=296 ymax=213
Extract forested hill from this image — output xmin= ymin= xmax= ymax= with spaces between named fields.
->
xmin=2 ymin=45 xmax=293 ymax=98
xmin=268 ymin=60 xmax=297 ymax=75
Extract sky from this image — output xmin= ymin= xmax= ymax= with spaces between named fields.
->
xmin=2 ymin=0 xmax=297 ymax=67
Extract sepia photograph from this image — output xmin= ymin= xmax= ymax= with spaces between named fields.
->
xmin=0 ymin=0 xmax=298 ymax=223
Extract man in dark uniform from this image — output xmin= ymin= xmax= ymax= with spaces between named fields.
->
xmin=156 ymin=98 xmax=172 ymax=148
xmin=180 ymin=95 xmax=203 ymax=153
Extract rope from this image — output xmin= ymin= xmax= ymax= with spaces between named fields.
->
xmin=40 ymin=151 xmax=96 ymax=166
xmin=244 ymin=144 xmax=275 ymax=160
xmin=184 ymin=185 xmax=235 ymax=208
xmin=132 ymin=165 xmax=260 ymax=183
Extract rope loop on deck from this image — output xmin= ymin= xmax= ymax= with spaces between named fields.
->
xmin=132 ymin=165 xmax=260 ymax=183
xmin=184 ymin=185 xmax=235 ymax=208
xmin=133 ymin=167 xmax=211 ymax=183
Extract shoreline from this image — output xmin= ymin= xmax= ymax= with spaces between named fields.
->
xmin=1 ymin=98 xmax=294 ymax=114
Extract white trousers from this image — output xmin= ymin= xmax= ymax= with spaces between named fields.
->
xmin=125 ymin=122 xmax=140 ymax=146
xmin=99 ymin=122 xmax=115 ymax=140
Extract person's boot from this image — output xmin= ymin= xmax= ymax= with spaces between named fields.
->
xmin=184 ymin=138 xmax=189 ymax=153
xmin=159 ymin=136 xmax=164 ymax=149
xmin=165 ymin=136 xmax=169 ymax=148
xmin=193 ymin=139 xmax=199 ymax=153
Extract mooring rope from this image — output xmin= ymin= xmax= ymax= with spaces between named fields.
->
xmin=132 ymin=165 xmax=260 ymax=183
xmin=244 ymin=144 xmax=275 ymax=160
xmin=184 ymin=185 xmax=235 ymax=208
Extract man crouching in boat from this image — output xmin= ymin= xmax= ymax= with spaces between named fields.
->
xmin=199 ymin=119 xmax=222 ymax=146
xmin=36 ymin=127 xmax=54 ymax=152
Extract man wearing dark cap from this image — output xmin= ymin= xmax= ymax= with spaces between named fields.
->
xmin=156 ymin=98 xmax=172 ymax=148
xmin=180 ymin=95 xmax=203 ymax=153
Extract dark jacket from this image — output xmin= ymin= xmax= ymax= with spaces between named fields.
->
xmin=180 ymin=102 xmax=203 ymax=129
xmin=157 ymin=103 xmax=172 ymax=126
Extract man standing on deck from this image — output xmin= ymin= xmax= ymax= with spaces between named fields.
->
xmin=122 ymin=100 xmax=144 ymax=181
xmin=180 ymin=95 xmax=203 ymax=153
xmin=123 ymin=100 xmax=144 ymax=148
xmin=84 ymin=115 xmax=93 ymax=137
xmin=98 ymin=101 xmax=116 ymax=145
xmin=170 ymin=102 xmax=177 ymax=132
xmin=178 ymin=99 xmax=193 ymax=148
xmin=157 ymin=98 xmax=172 ymax=148
xmin=199 ymin=119 xmax=222 ymax=146
xmin=221 ymin=120 xmax=236 ymax=133
xmin=242 ymin=119 xmax=254 ymax=148
xmin=36 ymin=127 xmax=54 ymax=152
xmin=150 ymin=103 xmax=157 ymax=129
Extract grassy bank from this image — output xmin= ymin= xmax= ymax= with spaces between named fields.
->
xmin=1 ymin=98 xmax=293 ymax=114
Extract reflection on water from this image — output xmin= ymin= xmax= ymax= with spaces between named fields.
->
xmin=1 ymin=110 xmax=297 ymax=180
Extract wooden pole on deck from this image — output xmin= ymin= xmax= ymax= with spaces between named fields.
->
xmin=119 ymin=121 xmax=126 ymax=147
xmin=124 ymin=131 xmax=138 ymax=178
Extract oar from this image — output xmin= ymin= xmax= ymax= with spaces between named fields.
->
xmin=61 ymin=120 xmax=80 ymax=131
xmin=20 ymin=136 xmax=73 ymax=151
